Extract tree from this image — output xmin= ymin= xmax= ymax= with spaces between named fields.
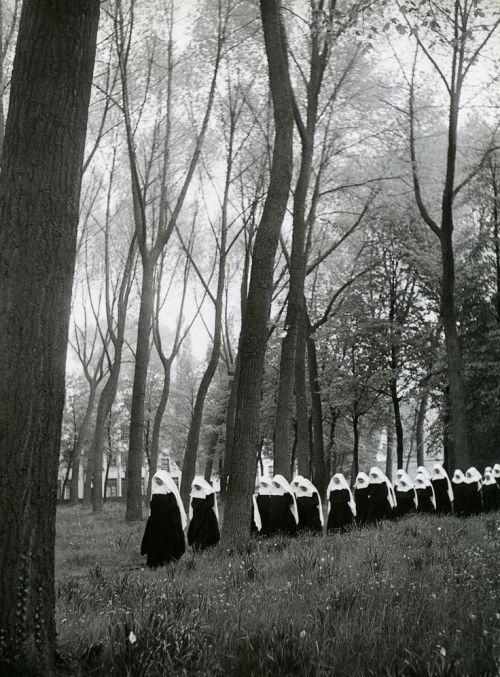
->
xmin=0 ymin=1 xmax=100 ymax=673
xmin=400 ymin=0 xmax=500 ymax=469
xmin=222 ymin=0 xmax=295 ymax=544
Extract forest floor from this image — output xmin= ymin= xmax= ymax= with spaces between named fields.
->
xmin=55 ymin=503 xmax=500 ymax=676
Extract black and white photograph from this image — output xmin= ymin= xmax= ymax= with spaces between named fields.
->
xmin=1 ymin=1 xmax=500 ymax=675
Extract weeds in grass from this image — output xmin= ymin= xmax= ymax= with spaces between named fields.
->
xmin=55 ymin=507 xmax=500 ymax=676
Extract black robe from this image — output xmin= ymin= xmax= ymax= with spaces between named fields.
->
xmin=463 ymin=482 xmax=482 ymax=516
xmin=187 ymin=494 xmax=220 ymax=551
xmin=394 ymin=489 xmax=416 ymax=518
xmin=251 ymin=494 xmax=272 ymax=535
xmin=354 ymin=487 xmax=369 ymax=527
xmin=140 ymin=493 xmax=185 ymax=567
xmin=431 ymin=478 xmax=453 ymax=515
xmin=482 ymin=483 xmax=500 ymax=512
xmin=366 ymin=483 xmax=392 ymax=523
xmin=327 ymin=488 xmax=354 ymax=533
xmin=267 ymin=494 xmax=298 ymax=536
xmin=416 ymin=487 xmax=435 ymax=513
xmin=452 ymin=482 xmax=467 ymax=516
xmin=296 ymin=495 xmax=323 ymax=533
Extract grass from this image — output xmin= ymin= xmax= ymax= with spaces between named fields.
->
xmin=55 ymin=503 xmax=500 ymax=676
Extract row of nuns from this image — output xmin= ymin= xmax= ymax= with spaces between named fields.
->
xmin=141 ymin=471 xmax=220 ymax=568
xmin=251 ymin=464 xmax=500 ymax=536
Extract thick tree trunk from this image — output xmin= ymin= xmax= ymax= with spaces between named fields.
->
xmin=221 ymin=0 xmax=294 ymax=544
xmin=0 ymin=1 xmax=99 ymax=673
xmin=295 ymin=309 xmax=309 ymax=477
xmin=440 ymin=91 xmax=468 ymax=470
xmin=221 ymin=356 xmax=239 ymax=497
xmin=307 ymin=324 xmax=325 ymax=494
xmin=126 ymin=263 xmax=155 ymax=521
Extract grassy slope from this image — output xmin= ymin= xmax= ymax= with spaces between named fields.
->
xmin=55 ymin=504 xmax=500 ymax=676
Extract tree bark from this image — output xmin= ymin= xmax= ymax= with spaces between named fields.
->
xmin=0 ymin=1 xmax=99 ymax=672
xmin=390 ymin=373 xmax=404 ymax=470
xmin=350 ymin=415 xmax=360 ymax=484
xmin=294 ymin=308 xmax=309 ymax=477
xmin=416 ymin=385 xmax=429 ymax=467
xmin=125 ymin=262 xmax=154 ymax=520
xmin=221 ymin=0 xmax=294 ymax=544
xmin=307 ymin=317 xmax=326 ymax=495
xmin=385 ymin=424 xmax=394 ymax=481
xmin=69 ymin=384 xmax=97 ymax=505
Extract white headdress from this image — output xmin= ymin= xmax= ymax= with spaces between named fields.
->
xmin=493 ymin=464 xmax=500 ymax=478
xmin=465 ymin=467 xmax=482 ymax=487
xmin=151 ymin=470 xmax=187 ymax=530
xmin=354 ymin=472 xmax=370 ymax=489
xmin=257 ymin=476 xmax=273 ymax=495
xmin=416 ymin=466 xmax=431 ymax=480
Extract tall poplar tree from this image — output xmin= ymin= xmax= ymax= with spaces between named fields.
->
xmin=0 ymin=1 xmax=100 ymax=673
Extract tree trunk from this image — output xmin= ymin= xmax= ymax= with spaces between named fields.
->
xmin=204 ymin=427 xmax=219 ymax=483
xmin=326 ymin=407 xmax=339 ymax=481
xmin=69 ymin=383 xmax=97 ymax=505
xmin=416 ymin=386 xmax=429 ymax=467
xmin=307 ymin=320 xmax=326 ymax=495
xmin=350 ymin=415 xmax=360 ymax=484
xmin=146 ymin=360 xmax=172 ymax=500
xmin=60 ymin=459 xmax=72 ymax=502
xmin=295 ymin=308 xmax=309 ymax=477
xmin=0 ymin=1 xmax=99 ymax=672
xmin=126 ymin=263 xmax=155 ymax=521
xmin=390 ymin=375 xmax=404 ymax=470
xmin=221 ymin=0 xmax=294 ymax=544
xmin=221 ymin=356 xmax=239 ymax=497
xmin=385 ymin=424 xmax=394 ymax=481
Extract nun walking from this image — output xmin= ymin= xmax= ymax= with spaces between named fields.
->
xmin=292 ymin=476 xmax=324 ymax=533
xmin=141 ymin=470 xmax=187 ymax=568
xmin=464 ymin=467 xmax=483 ymax=515
xmin=394 ymin=473 xmax=417 ymax=518
xmin=452 ymin=469 xmax=468 ymax=516
xmin=268 ymin=474 xmax=299 ymax=536
xmin=414 ymin=475 xmax=436 ymax=513
xmin=187 ymin=478 xmax=220 ymax=551
xmin=482 ymin=470 xmax=500 ymax=512
xmin=353 ymin=472 xmax=370 ymax=527
xmin=493 ymin=464 xmax=500 ymax=489
xmin=366 ymin=467 xmax=394 ymax=523
xmin=431 ymin=463 xmax=454 ymax=514
xmin=326 ymin=473 xmax=356 ymax=533
xmin=252 ymin=476 xmax=272 ymax=535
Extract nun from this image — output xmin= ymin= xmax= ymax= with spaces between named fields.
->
xmin=326 ymin=473 xmax=356 ymax=533
xmin=292 ymin=477 xmax=324 ymax=533
xmin=452 ymin=469 xmax=468 ymax=516
xmin=140 ymin=470 xmax=187 ymax=567
xmin=187 ymin=478 xmax=220 ymax=551
xmin=431 ymin=463 xmax=454 ymax=514
xmin=414 ymin=475 xmax=436 ymax=513
xmin=353 ymin=472 xmax=370 ymax=527
xmin=493 ymin=464 xmax=500 ymax=489
xmin=464 ymin=467 xmax=483 ymax=515
xmin=482 ymin=470 xmax=500 ymax=512
xmin=394 ymin=474 xmax=417 ymax=517
xmin=366 ymin=467 xmax=394 ymax=523
xmin=251 ymin=476 xmax=272 ymax=535
xmin=267 ymin=474 xmax=299 ymax=536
